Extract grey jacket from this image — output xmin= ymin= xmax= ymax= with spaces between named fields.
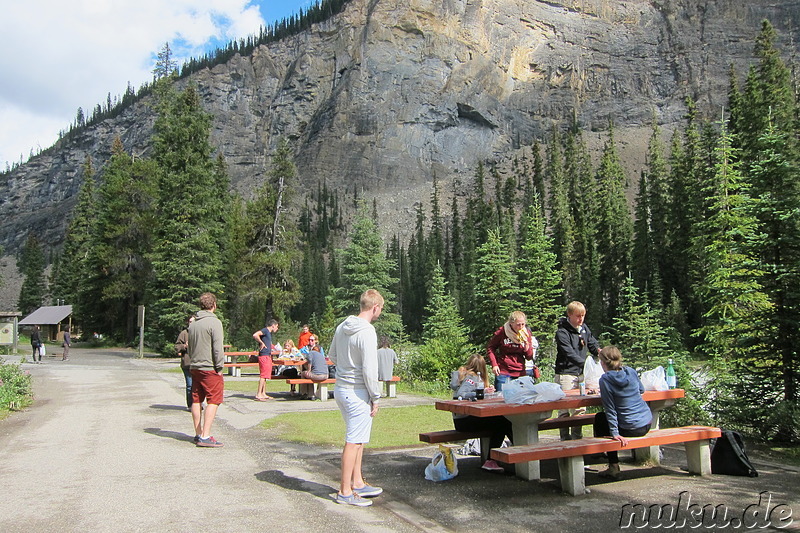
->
xmin=188 ymin=310 xmax=224 ymax=372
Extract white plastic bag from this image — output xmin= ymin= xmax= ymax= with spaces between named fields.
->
xmin=424 ymin=444 xmax=458 ymax=482
xmin=583 ymin=356 xmax=603 ymax=390
xmin=641 ymin=366 xmax=669 ymax=391
xmin=503 ymin=376 xmax=565 ymax=404
xmin=39 ymin=344 xmax=46 ymax=357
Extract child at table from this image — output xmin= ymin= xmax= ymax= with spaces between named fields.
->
xmin=593 ymin=345 xmax=653 ymax=480
xmin=449 ymin=353 xmax=513 ymax=473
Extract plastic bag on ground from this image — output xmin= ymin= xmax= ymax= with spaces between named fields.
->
xmin=583 ymin=356 xmax=603 ymax=390
xmin=503 ymin=376 xmax=565 ymax=404
xmin=424 ymin=444 xmax=459 ymax=482
xmin=640 ymin=366 xmax=669 ymax=391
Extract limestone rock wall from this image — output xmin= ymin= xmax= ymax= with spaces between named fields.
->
xmin=2 ymin=0 xmax=799 ymax=260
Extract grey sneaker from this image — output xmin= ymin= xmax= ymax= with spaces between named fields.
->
xmin=352 ymin=483 xmax=383 ymax=497
xmin=334 ymin=492 xmax=372 ymax=507
xmin=196 ymin=436 xmax=224 ymax=447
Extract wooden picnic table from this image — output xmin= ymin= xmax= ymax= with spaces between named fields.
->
xmin=435 ymin=388 xmax=685 ymax=481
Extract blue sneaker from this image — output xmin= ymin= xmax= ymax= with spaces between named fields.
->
xmin=352 ymin=484 xmax=383 ymax=497
xmin=196 ymin=436 xmax=224 ymax=447
xmin=334 ymin=493 xmax=372 ymax=507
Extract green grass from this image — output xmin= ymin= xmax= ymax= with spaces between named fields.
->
xmin=259 ymin=404 xmax=454 ymax=448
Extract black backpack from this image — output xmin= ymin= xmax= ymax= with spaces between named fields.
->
xmin=711 ymin=430 xmax=758 ymax=477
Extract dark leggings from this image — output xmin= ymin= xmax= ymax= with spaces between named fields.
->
xmin=593 ymin=411 xmax=650 ymax=463
xmin=454 ymin=415 xmax=513 ymax=450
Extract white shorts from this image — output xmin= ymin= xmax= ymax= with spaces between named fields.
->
xmin=335 ymin=386 xmax=373 ymax=444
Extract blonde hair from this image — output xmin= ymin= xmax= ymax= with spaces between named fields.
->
xmin=508 ymin=310 xmax=527 ymax=324
xmin=283 ymin=339 xmax=296 ymax=350
xmin=360 ymin=289 xmax=385 ymax=311
xmin=566 ymin=301 xmax=586 ymax=316
xmin=599 ymin=345 xmax=622 ymax=371
xmin=458 ymin=354 xmax=489 ymax=388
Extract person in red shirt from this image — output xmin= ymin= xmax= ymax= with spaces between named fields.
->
xmin=298 ymin=324 xmax=313 ymax=350
xmin=486 ymin=310 xmax=538 ymax=392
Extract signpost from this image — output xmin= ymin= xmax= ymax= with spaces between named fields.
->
xmin=137 ymin=305 xmax=145 ymax=358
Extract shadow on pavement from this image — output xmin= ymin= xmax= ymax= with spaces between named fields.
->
xmin=150 ymin=403 xmax=189 ymax=411
xmin=255 ymin=469 xmax=335 ymax=500
xmin=144 ymin=427 xmax=194 ymax=443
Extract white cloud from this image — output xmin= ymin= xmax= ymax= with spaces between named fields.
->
xmin=0 ymin=0 xmax=266 ymax=168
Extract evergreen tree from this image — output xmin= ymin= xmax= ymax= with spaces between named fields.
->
xmin=333 ymin=203 xmax=402 ymax=339
xmin=148 ymin=84 xmax=231 ymax=348
xmin=51 ymin=156 xmax=97 ymax=313
xmin=84 ymin=137 xmax=158 ymax=341
xmin=565 ymin=125 xmax=601 ymax=311
xmin=153 ymin=42 xmax=178 ymax=80
xmin=469 ymin=229 xmax=520 ymax=341
xmin=411 ymin=263 xmax=474 ymax=383
xmin=634 ymin=120 xmax=669 ymax=304
xmin=515 ymin=199 xmax=563 ymax=366
xmin=17 ymin=235 xmax=46 ymax=316
xmin=594 ymin=125 xmax=633 ymax=330
xmin=610 ymin=276 xmax=672 ymax=369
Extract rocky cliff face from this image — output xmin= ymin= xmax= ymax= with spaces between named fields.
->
xmin=2 ymin=0 xmax=799 ymax=265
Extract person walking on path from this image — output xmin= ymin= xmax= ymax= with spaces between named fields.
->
xmin=253 ymin=319 xmax=279 ymax=401
xmin=174 ymin=316 xmax=195 ymax=409
xmin=329 ymin=289 xmax=385 ymax=507
xmin=61 ymin=328 xmax=71 ymax=361
xmin=554 ymin=301 xmax=601 ymax=440
xmin=30 ymin=325 xmax=43 ymax=363
xmin=188 ymin=292 xmax=225 ymax=447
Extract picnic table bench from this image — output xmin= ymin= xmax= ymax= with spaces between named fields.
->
xmin=419 ymin=414 xmax=596 ymax=462
xmin=285 ymin=378 xmax=336 ymax=401
xmin=381 ymin=376 xmax=401 ymax=398
xmin=490 ymin=425 xmax=722 ymax=496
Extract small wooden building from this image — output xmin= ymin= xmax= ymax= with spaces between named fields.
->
xmin=19 ymin=305 xmax=73 ymax=342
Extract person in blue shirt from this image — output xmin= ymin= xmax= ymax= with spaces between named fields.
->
xmin=593 ymin=345 xmax=653 ymax=480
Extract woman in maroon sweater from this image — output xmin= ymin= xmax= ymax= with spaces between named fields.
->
xmin=486 ymin=311 xmax=537 ymax=391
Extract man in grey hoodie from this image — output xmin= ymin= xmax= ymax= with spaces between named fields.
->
xmin=329 ymin=289 xmax=384 ymax=507
xmin=188 ymin=292 xmax=225 ymax=447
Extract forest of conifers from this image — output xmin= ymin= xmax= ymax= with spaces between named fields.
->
xmin=14 ymin=21 xmax=798 ymax=442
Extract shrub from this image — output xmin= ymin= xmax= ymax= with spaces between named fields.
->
xmin=0 ymin=359 xmax=33 ymax=412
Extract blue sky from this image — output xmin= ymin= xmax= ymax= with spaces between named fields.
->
xmin=0 ymin=1 xmax=314 ymax=169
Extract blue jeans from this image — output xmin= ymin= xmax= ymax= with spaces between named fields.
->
xmin=494 ymin=374 xmax=516 ymax=392
xmin=182 ymin=367 xmax=193 ymax=408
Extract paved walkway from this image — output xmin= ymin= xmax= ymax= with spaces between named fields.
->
xmin=1 ymin=348 xmax=797 ymax=532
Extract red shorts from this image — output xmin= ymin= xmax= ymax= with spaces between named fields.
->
xmin=258 ymin=355 xmax=273 ymax=379
xmin=191 ymin=370 xmax=224 ymax=405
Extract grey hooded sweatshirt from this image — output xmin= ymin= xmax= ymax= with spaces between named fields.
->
xmin=328 ymin=315 xmax=380 ymax=402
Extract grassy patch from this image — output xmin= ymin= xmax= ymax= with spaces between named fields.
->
xmin=751 ymin=442 xmax=800 ymax=467
xmin=259 ymin=404 xmax=453 ymax=448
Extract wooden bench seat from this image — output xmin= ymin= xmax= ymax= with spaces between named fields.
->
xmin=418 ymin=414 xmax=596 ymax=463
xmin=380 ymin=375 xmax=401 ymax=398
xmin=286 ymin=378 xmax=336 ymax=402
xmin=491 ymin=425 xmax=722 ymax=496
xmin=222 ymin=362 xmax=258 ymax=377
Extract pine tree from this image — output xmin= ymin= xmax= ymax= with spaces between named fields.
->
xmin=594 ymin=125 xmax=633 ymax=329
xmin=153 ymin=42 xmax=178 ymax=80
xmin=84 ymin=137 xmax=158 ymax=341
xmin=565 ymin=125 xmax=601 ymax=310
xmin=333 ymin=203 xmax=402 ymax=339
xmin=412 ymin=262 xmax=474 ymax=382
xmin=148 ymin=84 xmax=231 ymax=348
xmin=17 ymin=235 xmax=46 ymax=316
xmin=469 ymin=229 xmax=520 ymax=341
xmin=51 ymin=156 xmax=97 ymax=314
xmin=610 ymin=276 xmax=672 ymax=369
xmin=515 ymin=199 xmax=563 ymax=365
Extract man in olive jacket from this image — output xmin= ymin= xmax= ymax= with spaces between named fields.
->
xmin=188 ymin=292 xmax=225 ymax=447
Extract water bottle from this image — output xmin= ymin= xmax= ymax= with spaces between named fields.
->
xmin=666 ymin=359 xmax=677 ymax=389
xmin=475 ymin=372 xmax=485 ymax=400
